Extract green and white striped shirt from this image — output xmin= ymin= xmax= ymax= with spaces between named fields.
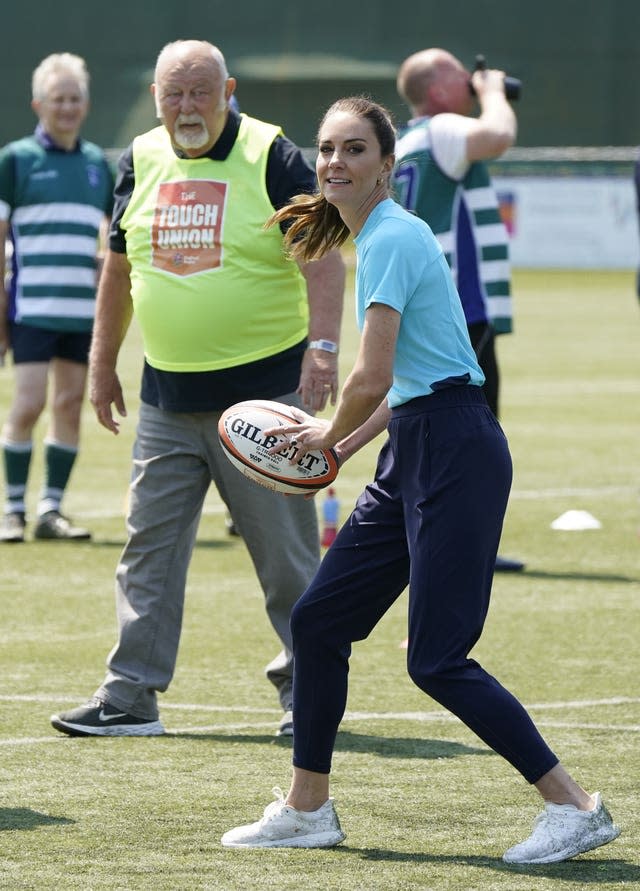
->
xmin=0 ymin=127 xmax=114 ymax=332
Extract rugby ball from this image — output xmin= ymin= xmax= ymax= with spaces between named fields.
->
xmin=218 ymin=399 xmax=339 ymax=495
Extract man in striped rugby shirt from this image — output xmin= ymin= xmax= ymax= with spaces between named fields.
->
xmin=0 ymin=53 xmax=113 ymax=542
xmin=393 ymin=47 xmax=524 ymax=573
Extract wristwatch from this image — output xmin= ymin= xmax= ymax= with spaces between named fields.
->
xmin=307 ymin=339 xmax=338 ymax=354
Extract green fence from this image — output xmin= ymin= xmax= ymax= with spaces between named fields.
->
xmin=2 ymin=0 xmax=640 ymax=150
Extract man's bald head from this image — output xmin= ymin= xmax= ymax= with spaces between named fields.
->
xmin=397 ymin=48 xmax=472 ymax=117
xmin=152 ymin=40 xmax=236 ymax=156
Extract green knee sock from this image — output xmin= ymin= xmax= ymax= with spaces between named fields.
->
xmin=2 ymin=440 xmax=33 ymax=517
xmin=38 ymin=439 xmax=79 ymax=516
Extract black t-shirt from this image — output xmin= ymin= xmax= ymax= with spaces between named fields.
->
xmin=111 ymin=110 xmax=316 ymax=412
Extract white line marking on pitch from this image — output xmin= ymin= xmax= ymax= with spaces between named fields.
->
xmin=2 ymin=694 xmax=637 ymax=709
xmin=0 ymin=695 xmax=277 ymax=713
xmin=1 ymin=697 xmax=638 ymax=746
xmin=44 ymin=483 xmax=640 ymax=520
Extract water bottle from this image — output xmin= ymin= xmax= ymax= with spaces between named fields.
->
xmin=320 ymin=487 xmax=340 ymax=548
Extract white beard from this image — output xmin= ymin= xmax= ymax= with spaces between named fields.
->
xmin=173 ymin=115 xmax=210 ymax=150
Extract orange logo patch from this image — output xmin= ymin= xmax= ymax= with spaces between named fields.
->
xmin=152 ymin=180 xmax=227 ymax=276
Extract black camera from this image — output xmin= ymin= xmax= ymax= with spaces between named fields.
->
xmin=469 ymin=54 xmax=521 ymax=101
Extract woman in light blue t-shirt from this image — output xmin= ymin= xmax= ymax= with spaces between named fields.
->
xmin=222 ymin=97 xmax=619 ymax=865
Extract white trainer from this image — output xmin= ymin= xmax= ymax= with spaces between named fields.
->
xmin=221 ymin=788 xmax=346 ymax=849
xmin=503 ymin=793 xmax=620 ymax=864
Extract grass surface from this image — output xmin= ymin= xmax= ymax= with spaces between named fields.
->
xmin=1 ymin=268 xmax=639 ymax=890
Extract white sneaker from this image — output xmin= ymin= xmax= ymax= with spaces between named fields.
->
xmin=221 ymin=788 xmax=346 ymax=849
xmin=503 ymin=793 xmax=620 ymax=864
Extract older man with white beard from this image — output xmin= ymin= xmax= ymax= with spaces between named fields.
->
xmin=50 ymin=39 xmax=345 ymax=739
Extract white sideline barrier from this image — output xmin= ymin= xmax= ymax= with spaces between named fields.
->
xmin=495 ymin=175 xmax=639 ymax=269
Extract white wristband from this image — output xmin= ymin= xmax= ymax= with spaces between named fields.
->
xmin=308 ymin=339 xmax=338 ymax=354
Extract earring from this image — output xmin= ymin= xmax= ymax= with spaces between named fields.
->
xmin=376 ymin=177 xmax=382 ymax=185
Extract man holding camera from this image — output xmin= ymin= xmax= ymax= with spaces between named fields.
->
xmin=393 ymin=47 xmax=523 ymax=573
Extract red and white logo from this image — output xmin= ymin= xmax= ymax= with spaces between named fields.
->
xmin=151 ymin=179 xmax=227 ymax=276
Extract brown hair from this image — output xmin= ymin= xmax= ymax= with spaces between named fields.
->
xmin=269 ymin=96 xmax=396 ymax=262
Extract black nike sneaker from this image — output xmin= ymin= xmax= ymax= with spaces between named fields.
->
xmin=51 ymin=697 xmax=165 ymax=737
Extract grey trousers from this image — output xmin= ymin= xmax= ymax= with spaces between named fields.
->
xmin=96 ymin=396 xmax=320 ymax=720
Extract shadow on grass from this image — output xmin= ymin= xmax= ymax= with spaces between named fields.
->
xmin=334 ymin=730 xmax=489 ymax=761
xmin=172 ymin=730 xmax=489 ymax=762
xmin=0 ymin=808 xmax=75 ymax=831
xmin=509 ymin=569 xmax=638 ymax=584
xmin=347 ymin=849 xmax=637 ymax=883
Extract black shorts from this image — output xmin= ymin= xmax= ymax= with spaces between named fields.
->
xmin=9 ymin=323 xmax=92 ymax=365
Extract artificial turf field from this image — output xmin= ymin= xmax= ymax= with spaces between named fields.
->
xmin=1 ymin=267 xmax=638 ymax=890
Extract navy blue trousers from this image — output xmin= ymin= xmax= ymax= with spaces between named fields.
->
xmin=291 ymin=386 xmax=558 ymax=784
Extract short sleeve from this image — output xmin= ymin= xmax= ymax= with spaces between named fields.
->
xmin=108 ymin=144 xmax=134 ymax=253
xmin=0 ymin=144 xmax=15 ymax=219
xmin=428 ymin=114 xmax=473 ymax=181
xmin=266 ymin=136 xmax=316 ymax=208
